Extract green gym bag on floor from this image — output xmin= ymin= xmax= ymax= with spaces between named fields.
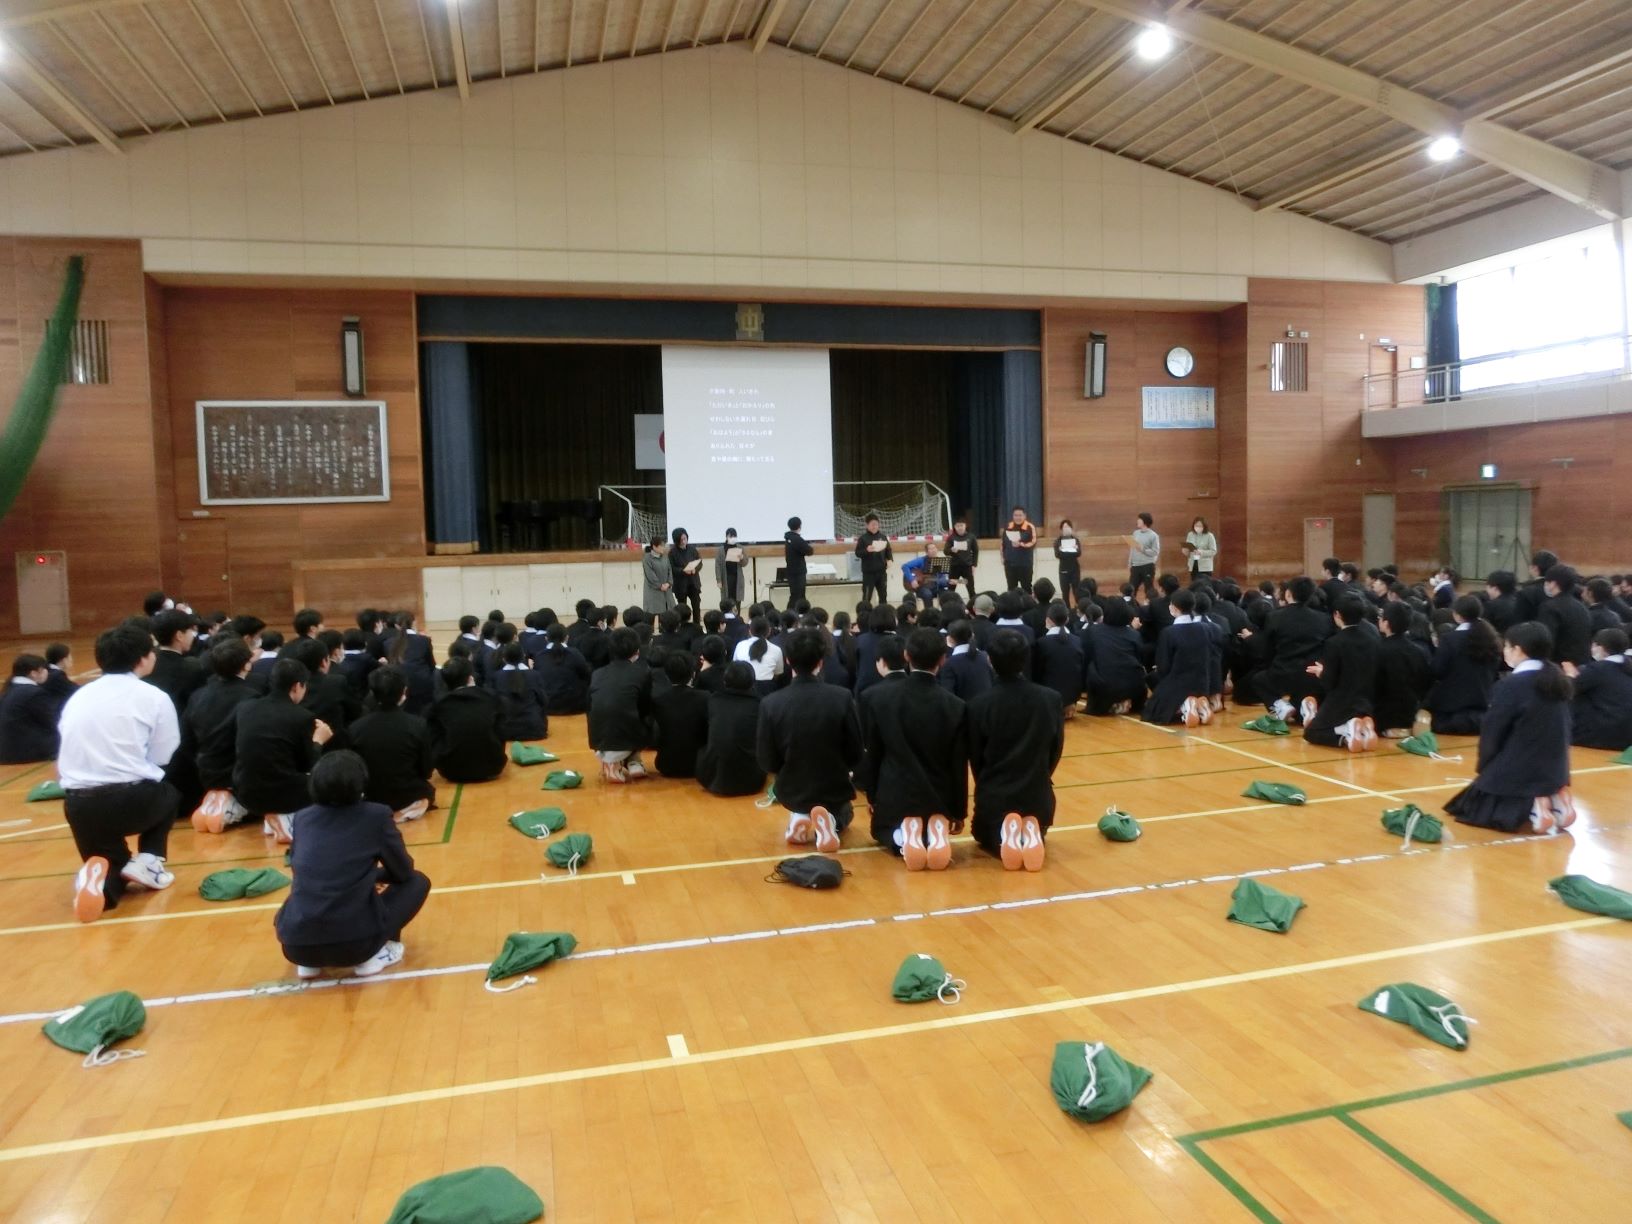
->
xmin=1227 ymin=878 xmax=1304 ymax=933
xmin=1097 ymin=808 xmax=1142 ymax=842
xmin=1399 ymin=730 xmax=1460 ymax=761
xmin=1381 ymin=804 xmax=1443 ymax=847
xmin=1548 ymin=874 xmax=1632 ymax=920
xmin=891 ymin=953 xmax=964 ymax=1004
xmin=1049 ymin=1041 xmax=1153 ymax=1122
xmin=25 ymin=779 xmax=65 ymax=802
xmin=485 ymin=932 xmax=578 ymax=994
xmin=1240 ymin=716 xmax=1290 ymax=737
xmin=198 ymin=867 xmax=290 ymax=901
xmin=541 ymin=770 xmax=581 ymax=791
xmin=384 ymin=1166 xmax=545 ymax=1224
xmin=544 ymin=833 xmax=592 ymax=873
xmin=509 ymin=743 xmax=559 ymax=766
xmin=1241 ymin=780 xmax=1306 ymax=805
xmin=1357 ymin=982 xmax=1475 ymax=1049
xmin=508 ymin=807 xmax=567 ymax=839
xmin=42 ymin=991 xmax=147 ymax=1067
xmin=1615 ymin=746 xmax=1632 ymax=765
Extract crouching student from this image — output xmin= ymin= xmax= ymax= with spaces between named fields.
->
xmin=0 ymin=654 xmax=58 ymax=764
xmin=1374 ymin=602 xmax=1432 ymax=738
xmin=1301 ymin=594 xmax=1381 ymax=752
xmin=967 ymin=629 xmax=1063 ymax=871
xmin=1144 ymin=589 xmax=1215 ymax=727
xmin=350 ymin=666 xmax=436 ymax=822
xmin=1571 ymin=627 xmax=1632 ymax=751
xmin=426 ymin=657 xmax=507 ymax=784
xmin=274 ymin=750 xmax=432 ymax=980
xmin=758 ymin=629 xmax=864 ymax=853
xmin=233 ymin=659 xmax=334 ymax=843
xmin=587 ymin=627 xmax=654 ymax=782
xmin=489 ymin=642 xmax=550 ymax=742
xmin=1445 ymin=622 xmax=1575 ymax=834
xmin=1032 ymin=602 xmax=1085 ymax=716
xmin=652 ymin=651 xmax=709 ymax=778
xmin=696 ymin=662 xmax=766 ymax=797
xmin=187 ymin=639 xmax=259 ymax=833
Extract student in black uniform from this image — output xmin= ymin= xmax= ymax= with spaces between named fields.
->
xmin=387 ymin=612 xmax=438 ymax=715
xmin=855 ymin=513 xmax=893 ymax=606
xmin=1584 ymin=578 xmax=1622 ymax=633
xmin=695 ymin=662 xmax=765 ymax=797
xmin=355 ymin=609 xmax=388 ymax=660
xmin=716 ymin=528 xmax=747 ymax=607
xmin=284 ymin=637 xmax=358 ymax=752
xmin=0 ymin=654 xmax=59 ymax=764
xmin=186 ymin=639 xmax=259 ymax=833
xmin=939 ymin=619 xmax=993 ymax=702
xmin=944 ymin=514 xmax=979 ymax=601
xmin=146 ymin=609 xmax=206 ymax=716
xmin=233 ymin=659 xmax=334 ymax=843
xmin=1054 ymin=520 xmax=1082 ymax=605
xmin=758 ymin=629 xmax=864 ymax=853
xmin=1001 ymin=506 xmax=1037 ymax=592
xmin=1144 ymin=589 xmax=1217 ymax=727
xmin=42 ymin=643 xmax=78 ymax=703
xmin=1032 ymin=601 xmax=1085 ymax=716
xmin=649 ymin=651 xmax=707 ymax=778
xmin=694 ymin=635 xmax=729 ymax=695
xmin=587 ymin=627 xmax=654 ymax=783
xmin=247 ymin=630 xmax=282 ymax=693
xmin=669 ymin=527 xmax=704 ymax=625
xmin=1483 ymin=571 xmax=1521 ymax=633
xmin=1516 ymin=550 xmax=1557 ymax=621
xmin=349 ymin=666 xmax=436 ymax=821
xmin=1318 ymin=558 xmax=1348 ymax=611
xmin=1445 ymin=621 xmax=1575 ymax=834
xmin=1084 ymin=597 xmax=1147 ymax=716
xmin=1426 ymin=596 xmax=1503 ymax=735
xmin=1249 ymin=577 xmax=1332 ymax=717
xmin=426 ymin=657 xmax=506 ymax=784
xmin=853 ymin=604 xmax=899 ymax=697
xmin=1571 ymin=627 xmax=1632 ymax=751
xmin=338 ymin=629 xmax=378 ymax=697
xmin=1538 ymin=565 xmax=1593 ymax=671
xmin=1301 ymin=594 xmax=1380 ymax=751
xmin=967 ymin=629 xmax=1063 ymax=870
xmin=489 ymin=642 xmax=549 ymax=742
xmin=1374 ymin=602 xmax=1432 ymax=738
xmin=274 ymin=750 xmax=432 ymax=980
xmin=535 ymin=623 xmax=592 ymax=714
xmin=820 ymin=614 xmax=857 ymax=691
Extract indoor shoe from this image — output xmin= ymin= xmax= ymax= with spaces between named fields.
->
xmin=352 ymin=940 xmax=405 ymax=977
xmin=785 ymin=813 xmax=814 ymax=845
xmin=999 ymin=813 xmax=1025 ymax=871
xmin=901 ymin=817 xmax=927 ymax=871
xmin=120 ymin=852 xmax=174 ymax=891
xmin=1300 ymin=696 xmax=1319 ymax=725
xmin=192 ymin=789 xmax=235 ymax=834
xmin=1020 ymin=816 xmax=1047 ymax=872
xmin=1198 ymin=697 xmax=1215 ymax=725
xmin=624 ymin=758 xmax=649 ymax=780
xmin=600 ymin=760 xmax=629 ymax=784
xmin=1529 ymin=799 xmax=1556 ymax=835
xmin=263 ymin=814 xmax=293 ymax=844
xmin=1355 ymin=716 xmax=1378 ymax=751
xmin=812 ymin=806 xmax=840 ymax=854
xmin=1339 ymin=719 xmax=1363 ymax=753
xmin=394 ymin=798 xmax=430 ymax=824
xmin=73 ymin=856 xmax=108 ymax=923
xmin=1180 ymin=697 xmax=1199 ymax=728
xmin=1551 ymin=788 xmax=1576 ymax=831
xmin=1270 ymin=698 xmax=1294 ymax=722
xmin=295 ymin=965 xmax=323 ymax=981
xmin=925 ymin=815 xmax=952 ymax=871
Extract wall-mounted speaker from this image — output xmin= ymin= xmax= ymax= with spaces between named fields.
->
xmin=1084 ymin=332 xmax=1107 ymax=399
xmin=342 ymin=316 xmax=366 ymax=396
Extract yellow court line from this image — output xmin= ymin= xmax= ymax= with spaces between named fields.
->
xmin=0 ymin=913 xmax=1614 ymax=1166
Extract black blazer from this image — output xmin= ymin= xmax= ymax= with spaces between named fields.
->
xmin=349 ymin=707 xmax=436 ymax=810
xmin=1427 ymin=629 xmax=1499 ymax=717
xmin=784 ymin=531 xmax=812 ymax=576
xmin=146 ymin=650 xmax=206 ymax=717
xmin=184 ymin=675 xmax=258 ymax=790
xmin=853 ymin=631 xmax=898 ymax=696
xmin=1571 ymin=658 xmax=1632 ymax=750
xmin=41 ymin=667 xmax=77 ymax=704
xmin=535 ymin=646 xmax=592 ymax=713
xmin=1145 ymin=621 xmax=1216 ymax=724
xmin=337 ymin=651 xmax=378 ymax=700
xmin=939 ymin=648 xmax=994 ymax=703
xmin=302 ymin=670 xmax=363 ymax=750
xmin=756 ymin=675 xmax=863 ymax=812
xmin=821 ymin=632 xmax=856 ymax=690
xmin=587 ymin=658 xmax=654 ymax=752
xmin=968 ymin=675 xmax=1065 ymax=825
xmin=1260 ymin=603 xmax=1333 ymax=687
xmin=425 ymin=685 xmax=507 ymax=783
xmin=0 ymin=681 xmax=59 ymax=764
xmin=246 ymin=655 xmax=278 ymax=695
xmin=390 ymin=633 xmax=439 ymax=716
xmin=970 ymin=616 xmax=996 ymax=652
xmin=1538 ymin=594 xmax=1593 ymax=666
xmin=488 ymin=666 xmax=550 ymax=742
xmin=273 ymin=800 xmax=418 ymax=949
xmin=652 ymin=683 xmax=710 ymax=778
xmin=1032 ymin=631 xmax=1085 ymax=708
xmin=1085 ymin=624 xmax=1147 ymax=699
xmin=695 ymin=689 xmax=765 ymax=797
xmin=1484 ymin=594 xmax=1521 ymax=633
xmin=694 ymin=664 xmax=727 ymax=696
xmin=232 ymin=695 xmax=320 ymax=815
xmin=854 ymin=671 xmax=967 ymax=826
xmin=1473 ymin=670 xmax=1571 ymax=797
xmin=1374 ymin=634 xmax=1432 ymax=731
xmin=1308 ymin=626 xmax=1380 ymax=727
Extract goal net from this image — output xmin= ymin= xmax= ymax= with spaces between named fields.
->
xmin=598 ymin=480 xmax=952 ymax=546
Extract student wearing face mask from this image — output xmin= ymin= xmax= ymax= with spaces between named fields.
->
xmin=716 ymin=528 xmax=747 ymax=606
xmin=1571 ymin=627 xmax=1632 ymax=751
xmin=1053 ymin=520 xmax=1081 ymax=607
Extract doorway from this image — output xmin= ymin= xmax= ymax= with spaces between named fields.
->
xmin=1444 ymin=487 xmax=1531 ymax=579
xmin=178 ymin=520 xmax=232 ymax=611
xmin=1303 ymin=516 xmax=1334 ymax=578
xmin=1363 ymin=494 xmax=1395 ymax=570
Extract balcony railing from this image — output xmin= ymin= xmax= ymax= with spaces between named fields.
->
xmin=1364 ymin=333 xmax=1632 ymax=412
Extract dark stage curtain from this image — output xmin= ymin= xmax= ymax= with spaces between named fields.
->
xmin=829 ymin=350 xmax=954 ymax=488
xmin=420 ymin=341 xmax=482 ymax=549
xmin=951 ymin=351 xmax=1042 ymax=537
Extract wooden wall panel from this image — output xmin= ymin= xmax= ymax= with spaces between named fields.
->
xmin=162 ymin=287 xmax=425 ymax=624
xmin=1216 ymin=304 xmax=1249 ymax=581
xmin=0 ymin=238 xmax=165 ymax=638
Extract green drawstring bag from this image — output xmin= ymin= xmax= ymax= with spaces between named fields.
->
xmin=1619 ymin=1110 xmax=1632 ymax=1132
xmin=42 ymin=991 xmax=147 ymax=1067
xmin=1049 ymin=1041 xmax=1153 ymax=1122
xmin=1240 ymin=716 xmax=1290 ymax=737
xmin=891 ymin=953 xmax=965 ymax=1004
xmin=1548 ymin=874 xmax=1632 ymax=920
xmin=1399 ymin=730 xmax=1461 ymax=761
xmin=508 ymin=807 xmax=567 ymax=840
xmin=510 ymin=743 xmax=559 ymax=766
xmin=198 ymin=868 xmax=290 ymax=901
xmin=544 ymin=832 xmax=592 ymax=872
xmin=385 ymin=1166 xmax=545 ymax=1224
xmin=1097 ymin=808 xmax=1142 ymax=842
xmin=541 ymin=770 xmax=582 ymax=791
xmin=485 ymin=931 xmax=578 ymax=993
xmin=1614 ymin=746 xmax=1632 ymax=765
xmin=1381 ymin=804 xmax=1443 ymax=846
xmin=1241 ymin=780 xmax=1306 ymax=805
xmin=1358 ymin=982 xmax=1475 ymax=1049
xmin=1227 ymin=878 xmax=1304 ymax=932
xmin=26 ymin=779 xmax=65 ymax=802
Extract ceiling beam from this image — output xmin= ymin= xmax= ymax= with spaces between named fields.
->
xmin=1079 ymin=0 xmax=1624 ymax=219
xmin=751 ymin=0 xmax=787 ymax=53
xmin=1011 ymin=30 xmax=1129 ymax=133
xmin=445 ymin=0 xmax=471 ymax=99
xmin=0 ymin=37 xmax=121 ymax=151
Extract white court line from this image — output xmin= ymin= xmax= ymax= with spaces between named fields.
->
xmin=621 ymin=871 xmax=637 ymax=885
xmin=0 ymin=825 xmax=1578 ymax=1028
xmin=666 ymin=1033 xmax=690 ymax=1058
xmin=0 ymin=822 xmax=64 ymax=842
xmin=0 ymin=819 xmax=31 ymax=830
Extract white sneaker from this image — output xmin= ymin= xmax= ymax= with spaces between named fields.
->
xmin=624 ymin=758 xmax=649 ymax=780
xmin=1270 ymin=699 xmax=1294 ymax=722
xmin=263 ymin=814 xmax=293 ymax=844
xmin=1197 ymin=697 xmax=1214 ymax=725
xmin=295 ymin=964 xmax=323 ymax=980
xmin=120 ymin=852 xmax=174 ymax=891
xmin=1180 ymin=697 xmax=1199 ymax=728
xmin=352 ymin=940 xmax=405 ymax=977
xmin=1300 ymin=696 xmax=1319 ymax=725
xmin=393 ymin=798 xmax=429 ymax=824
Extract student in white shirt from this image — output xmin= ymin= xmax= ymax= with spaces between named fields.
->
xmin=58 ymin=623 xmax=181 ymax=923
xmin=732 ymin=615 xmax=786 ymax=695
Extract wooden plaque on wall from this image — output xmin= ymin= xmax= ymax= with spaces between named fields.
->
xmin=196 ymin=400 xmax=390 ymax=505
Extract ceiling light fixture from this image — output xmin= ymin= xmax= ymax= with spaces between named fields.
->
xmin=1426 ymin=135 xmax=1461 ymax=162
xmin=1134 ymin=24 xmax=1173 ymax=62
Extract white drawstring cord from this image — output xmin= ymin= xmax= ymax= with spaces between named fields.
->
xmin=1400 ymin=808 xmax=1423 ymax=849
xmin=935 ymin=974 xmax=966 ymax=1005
xmin=1428 ymin=1002 xmax=1477 ymax=1047
xmin=82 ymin=1044 xmax=145 ymax=1069
xmin=1075 ymin=1042 xmax=1105 ymax=1109
xmin=484 ymin=975 xmax=536 ymax=994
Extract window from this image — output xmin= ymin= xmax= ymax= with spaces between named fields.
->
xmin=44 ymin=318 xmax=111 ymax=385
xmin=1269 ymin=340 xmax=1307 ymax=392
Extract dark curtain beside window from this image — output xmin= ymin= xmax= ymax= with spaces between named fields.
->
xmin=951 ymin=351 xmax=1042 ymax=536
xmin=829 ymin=349 xmax=954 ymax=489
xmin=1426 ymin=282 xmax=1459 ymax=402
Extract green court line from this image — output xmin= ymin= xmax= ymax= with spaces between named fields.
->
xmin=1334 ymin=1113 xmax=1502 ymax=1224
xmin=439 ymin=784 xmax=462 ymax=843
xmin=1176 ymin=1138 xmax=1282 ymax=1224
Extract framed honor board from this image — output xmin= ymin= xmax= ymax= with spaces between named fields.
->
xmin=196 ymin=400 xmax=390 ymax=505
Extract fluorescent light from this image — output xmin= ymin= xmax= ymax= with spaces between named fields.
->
xmin=1427 ymin=135 xmax=1461 ymax=162
xmin=1134 ymin=24 xmax=1173 ymax=61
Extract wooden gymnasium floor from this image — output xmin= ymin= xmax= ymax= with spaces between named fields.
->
xmin=0 ymin=685 xmax=1629 ymax=1221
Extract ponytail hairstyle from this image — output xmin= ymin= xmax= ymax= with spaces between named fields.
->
xmin=1593 ymin=626 xmax=1632 ymax=677
xmin=748 ymin=615 xmax=771 ymax=662
xmin=1505 ymin=621 xmax=1573 ymax=701
xmin=1452 ymin=595 xmax=1502 ymax=666
xmin=498 ymin=641 xmax=529 ymax=695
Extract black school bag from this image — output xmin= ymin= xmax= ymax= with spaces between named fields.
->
xmin=766 ymin=855 xmax=846 ymax=889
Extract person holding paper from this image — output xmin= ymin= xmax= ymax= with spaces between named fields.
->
xmin=1125 ymin=512 xmax=1160 ymax=599
xmin=1053 ymin=519 xmax=1082 ymax=606
xmin=1001 ymin=506 xmax=1036 ymax=592
xmin=1184 ymin=517 xmax=1218 ymax=577
xmin=715 ymin=527 xmax=747 ymax=606
xmin=669 ymin=527 xmax=703 ymax=624
xmin=783 ymin=516 xmax=813 ymax=609
xmin=855 ymin=512 xmax=893 ymax=605
xmin=944 ymin=514 xmax=979 ymax=600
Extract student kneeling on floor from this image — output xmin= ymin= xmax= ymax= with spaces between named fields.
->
xmin=275 ymin=750 xmax=432 ymax=979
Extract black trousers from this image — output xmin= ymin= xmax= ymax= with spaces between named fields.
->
xmin=948 ymin=566 xmax=975 ymax=600
xmin=1129 ymin=564 xmax=1156 ymax=598
xmin=786 ymin=573 xmax=806 ymax=608
xmin=280 ymin=870 xmax=432 ymax=968
xmin=860 ymin=571 xmax=888 ymax=605
xmin=65 ymin=779 xmax=177 ymax=905
xmin=1004 ymin=565 xmax=1033 ymax=592
xmin=1059 ymin=566 xmax=1080 ymax=602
